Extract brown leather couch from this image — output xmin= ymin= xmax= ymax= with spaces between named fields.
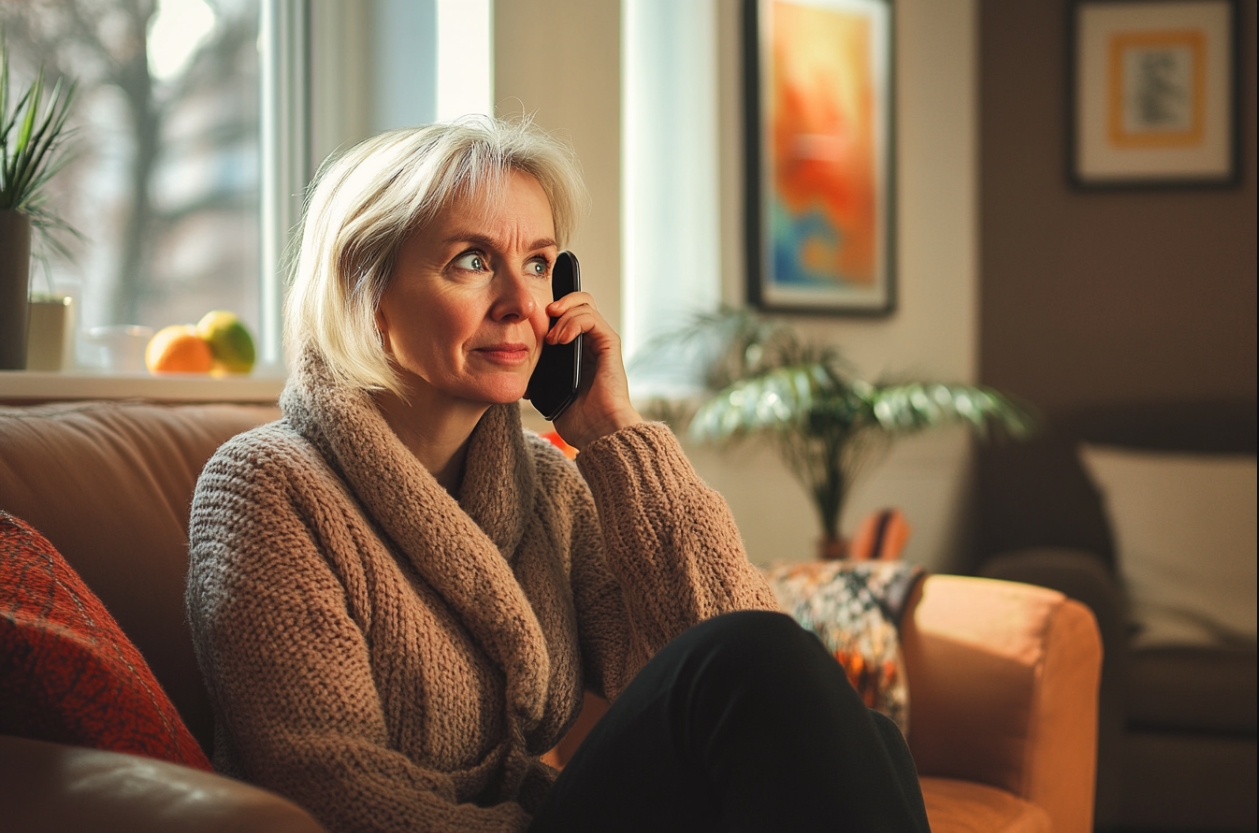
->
xmin=1 ymin=399 xmax=1105 ymax=832
xmin=977 ymin=400 xmax=1258 ymax=832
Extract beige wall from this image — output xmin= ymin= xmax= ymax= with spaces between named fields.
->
xmin=502 ymin=0 xmax=981 ymax=572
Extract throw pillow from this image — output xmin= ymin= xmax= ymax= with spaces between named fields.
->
xmin=761 ymin=560 xmax=925 ymax=735
xmin=0 ymin=511 xmax=212 ymax=770
xmin=1079 ymin=444 xmax=1258 ymax=648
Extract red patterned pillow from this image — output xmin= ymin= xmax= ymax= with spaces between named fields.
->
xmin=0 ymin=512 xmax=211 ymax=771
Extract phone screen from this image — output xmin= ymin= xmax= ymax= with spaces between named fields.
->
xmin=526 ymin=251 xmax=582 ymax=420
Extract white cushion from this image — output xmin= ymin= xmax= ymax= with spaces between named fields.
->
xmin=1079 ymin=444 xmax=1257 ymax=648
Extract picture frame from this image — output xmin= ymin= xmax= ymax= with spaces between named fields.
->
xmin=1069 ymin=0 xmax=1241 ymax=188
xmin=743 ymin=0 xmax=896 ymax=315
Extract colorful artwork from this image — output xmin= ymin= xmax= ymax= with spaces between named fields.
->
xmin=748 ymin=0 xmax=893 ymax=313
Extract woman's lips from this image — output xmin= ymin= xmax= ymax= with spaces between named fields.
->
xmin=473 ymin=343 xmax=531 ymax=364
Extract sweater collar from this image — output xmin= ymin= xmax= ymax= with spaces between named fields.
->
xmin=280 ymin=348 xmax=549 ymax=730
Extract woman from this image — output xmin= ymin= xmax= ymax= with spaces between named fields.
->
xmin=187 ymin=118 xmax=930 ymax=832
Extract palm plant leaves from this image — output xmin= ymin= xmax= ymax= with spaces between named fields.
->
xmin=688 ymin=360 xmax=1033 ymax=447
xmin=687 ymin=362 xmax=847 ymax=441
xmin=641 ymin=308 xmax=1037 ymax=540
xmin=867 ymin=382 xmax=1036 ymax=440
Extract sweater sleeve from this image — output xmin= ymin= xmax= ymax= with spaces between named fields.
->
xmin=187 ymin=436 xmax=533 ymax=833
xmin=571 ymin=422 xmax=779 ymax=700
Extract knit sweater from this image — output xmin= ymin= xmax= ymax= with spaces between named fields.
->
xmin=186 ymin=349 xmax=777 ymax=833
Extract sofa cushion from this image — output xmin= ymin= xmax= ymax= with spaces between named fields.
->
xmin=0 ymin=512 xmax=212 ymax=770
xmin=1126 ymin=644 xmax=1258 ymax=734
xmin=1078 ymin=444 xmax=1257 ymax=647
xmin=0 ymin=734 xmax=330 ymax=833
xmin=920 ymin=777 xmax=1052 ymax=833
xmin=0 ymin=400 xmax=280 ymax=754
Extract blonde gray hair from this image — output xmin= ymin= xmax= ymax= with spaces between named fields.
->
xmin=284 ymin=117 xmax=588 ymax=395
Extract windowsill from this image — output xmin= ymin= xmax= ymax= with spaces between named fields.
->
xmin=0 ymin=369 xmax=288 ymax=404
xmin=1 ymin=371 xmax=702 ymax=421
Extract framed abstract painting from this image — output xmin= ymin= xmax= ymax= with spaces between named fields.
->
xmin=1070 ymin=0 xmax=1241 ymax=188
xmin=743 ymin=0 xmax=895 ymax=315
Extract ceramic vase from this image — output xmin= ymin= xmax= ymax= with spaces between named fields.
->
xmin=0 ymin=210 xmax=32 ymax=370
xmin=26 ymin=295 xmax=74 ymax=371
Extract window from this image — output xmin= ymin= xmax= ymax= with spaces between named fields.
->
xmin=621 ymin=0 xmax=721 ymax=392
xmin=2 ymin=0 xmax=266 ymax=370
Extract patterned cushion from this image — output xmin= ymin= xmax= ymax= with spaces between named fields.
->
xmin=0 ymin=511 xmax=212 ymax=770
xmin=762 ymin=560 xmax=925 ymax=735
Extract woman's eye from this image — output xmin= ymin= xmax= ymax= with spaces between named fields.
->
xmin=453 ymin=252 xmax=487 ymax=272
xmin=529 ymin=259 xmax=549 ymax=277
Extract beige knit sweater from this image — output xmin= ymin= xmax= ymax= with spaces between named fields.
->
xmin=186 ymin=350 xmax=777 ymax=833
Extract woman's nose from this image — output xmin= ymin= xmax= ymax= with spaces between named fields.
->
xmin=490 ymin=270 xmax=539 ymax=321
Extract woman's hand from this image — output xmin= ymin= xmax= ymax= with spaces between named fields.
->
xmin=539 ymin=291 xmax=642 ymax=451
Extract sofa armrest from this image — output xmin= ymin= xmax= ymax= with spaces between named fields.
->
xmin=901 ymin=575 xmax=1102 ymax=833
xmin=979 ymin=548 xmax=1128 ymax=828
xmin=0 ymin=735 xmax=328 ymax=833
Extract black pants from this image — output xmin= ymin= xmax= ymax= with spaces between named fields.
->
xmin=528 ymin=610 xmax=932 ymax=832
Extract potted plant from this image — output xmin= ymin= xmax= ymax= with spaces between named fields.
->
xmin=631 ymin=308 xmax=1037 ymax=559
xmin=1 ymin=36 xmax=77 ymax=370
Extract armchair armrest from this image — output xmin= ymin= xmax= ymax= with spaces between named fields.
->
xmin=0 ymin=734 xmax=328 ymax=833
xmin=979 ymin=548 xmax=1128 ymax=828
xmin=901 ymin=575 xmax=1102 ymax=833
xmin=980 ymin=548 xmax=1126 ymax=663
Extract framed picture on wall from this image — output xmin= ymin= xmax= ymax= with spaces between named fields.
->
xmin=1070 ymin=0 xmax=1241 ymax=188
xmin=743 ymin=0 xmax=896 ymax=315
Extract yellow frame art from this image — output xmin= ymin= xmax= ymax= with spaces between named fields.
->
xmin=1071 ymin=0 xmax=1240 ymax=188
xmin=1107 ymin=29 xmax=1207 ymax=148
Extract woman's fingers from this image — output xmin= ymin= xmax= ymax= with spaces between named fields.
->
xmin=547 ymin=311 xmax=597 ymax=345
xmin=545 ymin=292 xmax=602 ymax=345
xmin=538 ymin=290 xmax=639 ymax=444
xmin=547 ymin=290 xmax=597 ymax=316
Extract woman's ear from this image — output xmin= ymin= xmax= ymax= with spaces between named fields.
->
xmin=375 ymin=307 xmax=393 ymax=355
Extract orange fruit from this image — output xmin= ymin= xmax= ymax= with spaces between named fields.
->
xmin=145 ymin=325 xmax=214 ymax=374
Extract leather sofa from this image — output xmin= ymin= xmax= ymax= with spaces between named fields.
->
xmin=1 ymin=399 xmax=1104 ymax=832
xmin=977 ymin=400 xmax=1258 ymax=832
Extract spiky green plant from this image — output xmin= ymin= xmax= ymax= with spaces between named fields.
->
xmin=1 ymin=35 xmax=79 ymax=265
xmin=631 ymin=308 xmax=1037 ymax=541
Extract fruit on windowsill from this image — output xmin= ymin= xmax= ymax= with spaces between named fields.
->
xmin=196 ymin=310 xmax=256 ymax=374
xmin=145 ymin=325 xmax=214 ymax=374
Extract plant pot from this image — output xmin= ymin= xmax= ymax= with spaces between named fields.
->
xmin=26 ymin=295 xmax=74 ymax=371
xmin=818 ymin=536 xmax=848 ymax=560
xmin=0 ymin=210 xmax=32 ymax=370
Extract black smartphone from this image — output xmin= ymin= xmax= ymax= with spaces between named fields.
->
xmin=526 ymin=251 xmax=582 ymax=421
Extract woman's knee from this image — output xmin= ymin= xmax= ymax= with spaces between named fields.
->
xmin=683 ymin=609 xmax=802 ymax=651
xmin=675 ymin=609 xmax=831 ymax=684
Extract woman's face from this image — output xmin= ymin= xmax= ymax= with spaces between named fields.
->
xmin=375 ymin=170 xmax=557 ymax=411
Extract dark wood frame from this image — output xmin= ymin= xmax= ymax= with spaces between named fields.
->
xmin=1068 ymin=0 xmax=1242 ymax=190
xmin=743 ymin=0 xmax=897 ymax=315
